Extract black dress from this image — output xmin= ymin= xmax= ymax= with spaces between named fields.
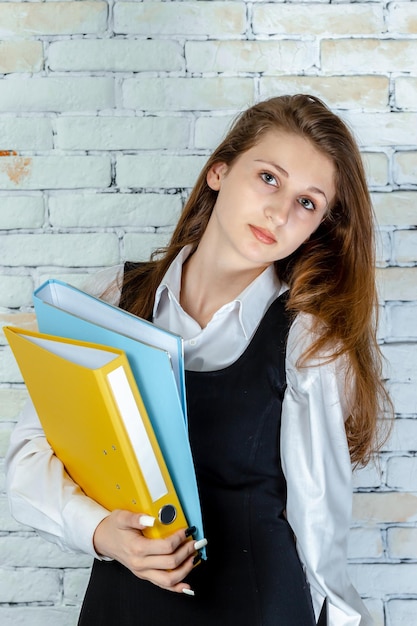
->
xmin=78 ymin=284 xmax=317 ymax=626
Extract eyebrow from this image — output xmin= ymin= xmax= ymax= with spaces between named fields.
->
xmin=254 ymin=159 xmax=329 ymax=203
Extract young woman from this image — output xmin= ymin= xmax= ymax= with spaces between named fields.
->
xmin=6 ymin=95 xmax=391 ymax=626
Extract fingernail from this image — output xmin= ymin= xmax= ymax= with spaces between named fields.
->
xmin=185 ymin=525 xmax=197 ymax=537
xmin=182 ymin=588 xmax=195 ymax=596
xmin=193 ymin=552 xmax=202 ymax=566
xmin=139 ymin=515 xmax=155 ymax=527
xmin=194 ymin=538 xmax=208 ymax=551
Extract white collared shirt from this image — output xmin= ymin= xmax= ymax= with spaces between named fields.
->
xmin=6 ymin=250 xmax=373 ymax=626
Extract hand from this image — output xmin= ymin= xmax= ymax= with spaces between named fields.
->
xmin=93 ymin=509 xmax=203 ymax=594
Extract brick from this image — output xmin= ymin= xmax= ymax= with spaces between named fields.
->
xmin=0 ymin=78 xmax=114 ymax=113
xmin=49 ymin=193 xmax=182 ymax=228
xmin=37 ymin=272 xmax=92 ymax=290
xmin=382 ymin=343 xmax=417 ymax=383
xmin=362 ymin=598 xmax=384 ymax=626
xmin=387 ymin=527 xmax=417 ymax=559
xmin=343 ymin=112 xmax=417 ymax=147
xmin=388 ymin=2 xmax=417 ymax=34
xmin=386 ymin=456 xmax=417 ymax=491
xmin=63 ymin=568 xmax=91 ymax=604
xmin=353 ymin=463 xmax=384 ymax=490
xmin=377 ymin=267 xmax=417 ymax=302
xmin=0 ymin=274 xmax=34 ymax=308
xmin=387 ymin=599 xmax=417 ymax=624
xmin=375 ymin=230 xmax=391 ymax=267
xmin=382 ymin=417 xmax=417 ymax=451
xmin=195 ymin=114 xmax=234 ymax=149
xmin=0 ymin=40 xmax=43 ymax=73
xmin=0 ymin=388 xmax=28 ymax=420
xmin=48 ymin=39 xmax=183 ymax=72
xmin=393 ymin=230 xmax=417 ymax=264
xmin=55 ymin=116 xmax=190 ymax=151
xmin=0 ymin=535 xmax=91 ymax=568
xmin=353 ymin=492 xmax=417 ymax=523
xmin=0 ymin=424 xmax=12 ymax=456
xmin=372 ymin=191 xmax=417 ymax=227
xmin=122 ymin=77 xmax=254 ymax=111
xmin=0 ymin=195 xmax=44 ymax=228
xmin=260 ymin=75 xmax=389 ymax=111
xmin=0 ymin=233 xmax=119 ymax=267
xmin=0 ymin=566 xmax=61 ymax=603
xmin=348 ymin=527 xmax=383 ymax=559
xmin=388 ymin=303 xmax=417 ymax=340
xmin=253 ymin=3 xmax=383 ymax=36
xmin=321 ymin=39 xmax=417 ymax=74
xmin=0 ymin=156 xmax=111 ymax=190
xmin=362 ymin=152 xmax=389 ymax=187
xmin=395 ymin=77 xmax=417 ymax=110
xmin=0 ymin=313 xmax=37 ymax=347
xmin=114 ymin=1 xmax=246 ymax=36
xmin=123 ymin=233 xmax=173 ymax=262
xmin=0 ymin=606 xmax=81 ymax=626
xmin=186 ymin=40 xmax=315 ymax=74
xmin=386 ymin=382 xmax=417 ymax=416
xmin=394 ymin=151 xmax=417 ymax=185
xmin=0 ymin=2 xmax=107 ymax=37
xmin=116 ymin=154 xmax=207 ymax=189
xmin=0 ymin=117 xmax=52 ymax=151
xmin=349 ymin=563 xmax=417 ymax=596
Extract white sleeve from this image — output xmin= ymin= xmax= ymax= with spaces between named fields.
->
xmin=281 ymin=314 xmax=373 ymax=626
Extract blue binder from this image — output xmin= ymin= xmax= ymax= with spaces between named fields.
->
xmin=33 ymin=279 xmax=205 ymax=553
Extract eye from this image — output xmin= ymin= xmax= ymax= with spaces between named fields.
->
xmin=260 ymin=172 xmax=278 ymax=186
xmin=297 ymin=197 xmax=316 ymax=211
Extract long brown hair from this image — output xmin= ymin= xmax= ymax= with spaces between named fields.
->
xmin=120 ymin=94 xmax=392 ymax=466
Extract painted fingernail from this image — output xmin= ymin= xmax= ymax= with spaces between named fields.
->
xmin=138 ymin=515 xmax=155 ymax=527
xmin=194 ymin=538 xmax=208 ymax=551
xmin=193 ymin=552 xmax=202 ymax=566
xmin=182 ymin=588 xmax=195 ymax=596
xmin=185 ymin=525 xmax=197 ymax=537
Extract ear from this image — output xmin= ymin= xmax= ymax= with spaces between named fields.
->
xmin=206 ymin=162 xmax=228 ymax=191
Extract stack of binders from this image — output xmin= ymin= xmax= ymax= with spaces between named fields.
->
xmin=4 ymin=279 xmax=205 ymax=550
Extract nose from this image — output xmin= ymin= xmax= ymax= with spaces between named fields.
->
xmin=264 ymin=194 xmax=291 ymax=226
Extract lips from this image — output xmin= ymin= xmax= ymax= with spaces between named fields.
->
xmin=249 ymin=224 xmax=277 ymax=245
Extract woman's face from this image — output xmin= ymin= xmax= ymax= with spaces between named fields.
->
xmin=204 ymin=130 xmax=336 ymax=273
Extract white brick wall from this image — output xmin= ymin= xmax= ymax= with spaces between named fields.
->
xmin=0 ymin=1 xmax=416 ymax=625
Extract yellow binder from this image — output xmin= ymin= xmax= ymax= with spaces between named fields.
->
xmin=4 ymin=325 xmax=189 ymax=540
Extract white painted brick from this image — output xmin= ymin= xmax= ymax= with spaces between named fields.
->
xmin=123 ymin=233 xmax=172 ymax=262
xmin=185 ymin=40 xmax=316 ymax=74
xmin=362 ymin=152 xmax=389 ymax=187
xmin=0 ymin=274 xmax=34 ymax=308
xmin=0 ymin=606 xmax=81 ymax=626
xmin=393 ymin=231 xmax=417 ymax=264
xmin=0 ymin=346 xmax=22 ymax=383
xmin=376 ymin=230 xmax=391 ymax=267
xmin=1 ymin=233 xmax=119 ymax=267
xmin=48 ymin=39 xmax=184 ymax=72
xmin=349 ymin=563 xmax=417 ymax=596
xmin=387 ymin=527 xmax=417 ymax=559
xmin=387 ymin=382 xmax=417 ymax=416
xmin=348 ymin=527 xmax=383 ymax=559
xmin=194 ymin=114 xmax=234 ymax=149
xmin=353 ymin=492 xmax=417 ymax=523
xmin=37 ymin=271 xmax=93 ymax=290
xmin=0 ymin=156 xmax=111 ymax=190
xmin=0 ymin=78 xmax=115 ymax=113
xmin=114 ymin=1 xmax=246 ymax=36
xmin=0 ymin=313 xmax=36 ymax=345
xmin=321 ymin=39 xmax=417 ymax=74
xmin=122 ymin=78 xmax=254 ymax=112
xmin=0 ymin=194 xmax=44 ymax=228
xmin=372 ymin=191 xmax=417 ymax=227
xmin=253 ymin=3 xmax=383 ymax=36
xmin=49 ymin=193 xmax=182 ymax=228
xmin=382 ymin=344 xmax=417 ymax=383
xmin=0 ymin=535 xmax=91 ymax=568
xmin=353 ymin=463 xmax=384 ymax=490
xmin=343 ymin=112 xmax=417 ymax=147
xmin=260 ymin=75 xmax=389 ymax=111
xmin=387 ymin=599 xmax=417 ymax=626
xmin=55 ymin=116 xmax=190 ymax=151
xmin=363 ymin=598 xmax=385 ymax=626
xmin=377 ymin=267 xmax=417 ymax=302
xmin=116 ymin=155 xmax=207 ymax=189
xmin=388 ymin=303 xmax=417 ymax=339
xmin=388 ymin=2 xmax=417 ymax=35
xmin=395 ymin=77 xmax=417 ymax=111
xmin=0 ymin=388 xmax=28 ymax=420
xmin=63 ymin=568 xmax=91 ymax=604
xmin=394 ymin=151 xmax=417 ymax=185
xmin=0 ymin=117 xmax=52 ymax=151
xmin=386 ymin=456 xmax=417 ymax=491
xmin=0 ymin=424 xmax=13 ymax=456
xmin=0 ymin=40 xmax=43 ymax=73
xmin=0 ymin=567 xmax=61 ymax=603
xmin=0 ymin=1 xmax=108 ymax=37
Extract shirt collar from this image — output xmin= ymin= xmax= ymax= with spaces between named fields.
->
xmin=154 ymin=245 xmax=286 ymax=339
